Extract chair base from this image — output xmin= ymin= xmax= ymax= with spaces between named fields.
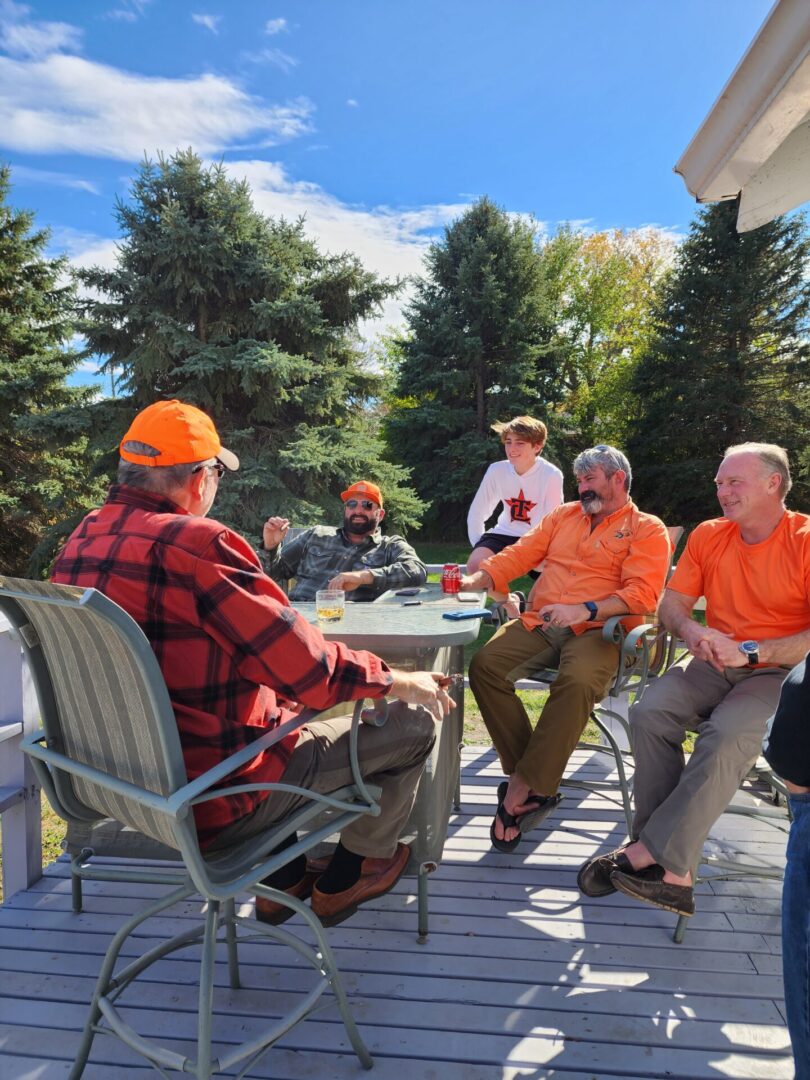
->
xmin=70 ymin=881 xmax=372 ymax=1078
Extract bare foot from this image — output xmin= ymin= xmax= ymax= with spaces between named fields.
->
xmin=493 ymin=775 xmax=548 ymax=843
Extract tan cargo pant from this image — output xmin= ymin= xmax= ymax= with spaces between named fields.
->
xmin=630 ymin=657 xmax=789 ymax=876
xmin=468 ymin=619 xmax=619 ymax=795
xmin=208 ymin=701 xmax=436 ymax=859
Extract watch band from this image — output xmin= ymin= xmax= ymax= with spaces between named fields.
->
xmin=584 ymin=601 xmax=598 ymax=622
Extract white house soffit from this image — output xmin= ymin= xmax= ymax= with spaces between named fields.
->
xmin=675 ymin=0 xmax=810 ymax=202
xmin=737 ymin=116 xmax=810 ymax=230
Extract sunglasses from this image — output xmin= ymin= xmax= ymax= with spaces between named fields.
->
xmin=346 ymin=498 xmax=376 ymax=510
xmin=193 ymin=459 xmax=226 ymax=479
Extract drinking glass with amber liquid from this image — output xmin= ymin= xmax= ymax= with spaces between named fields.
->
xmin=315 ymin=589 xmax=345 ymax=625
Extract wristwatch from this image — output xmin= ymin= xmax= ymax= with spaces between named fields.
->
xmin=739 ymin=640 xmax=760 ymax=665
xmin=583 ymin=601 xmax=598 ymax=622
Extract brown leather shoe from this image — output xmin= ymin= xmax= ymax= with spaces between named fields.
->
xmin=610 ymin=865 xmax=695 ymax=917
xmin=255 ymin=855 xmax=331 ymax=926
xmin=577 ymin=846 xmax=662 ymax=898
xmin=311 ymin=842 xmax=411 ymax=927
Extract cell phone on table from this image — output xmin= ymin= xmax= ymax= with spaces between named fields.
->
xmin=442 ymin=609 xmax=490 ymax=620
xmin=403 ymin=599 xmax=422 ymax=606
xmin=395 ymin=587 xmax=421 ymax=596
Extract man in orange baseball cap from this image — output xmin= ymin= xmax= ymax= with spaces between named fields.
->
xmin=260 ymin=477 xmax=426 ymax=601
xmin=53 ymin=399 xmax=452 ymax=929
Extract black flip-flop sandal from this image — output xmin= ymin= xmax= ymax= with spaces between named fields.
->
xmin=490 ymin=780 xmax=522 ymax=853
xmin=517 ymin=792 xmax=563 ymax=835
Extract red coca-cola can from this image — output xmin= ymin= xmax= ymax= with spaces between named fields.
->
xmin=441 ymin=563 xmax=461 ymax=594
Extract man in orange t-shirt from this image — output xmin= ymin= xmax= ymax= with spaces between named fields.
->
xmin=579 ymin=442 xmax=810 ymax=920
xmin=461 ymin=445 xmax=671 ymax=852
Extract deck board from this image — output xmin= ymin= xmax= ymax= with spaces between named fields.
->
xmin=0 ymin=746 xmax=793 ymax=1079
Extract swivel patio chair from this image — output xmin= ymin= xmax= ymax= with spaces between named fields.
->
xmin=0 ymin=575 xmax=384 ymax=1079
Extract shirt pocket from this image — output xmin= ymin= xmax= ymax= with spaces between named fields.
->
xmin=591 ymin=536 xmax=630 ymax=572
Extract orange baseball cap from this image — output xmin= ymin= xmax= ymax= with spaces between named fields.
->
xmin=341 ymin=480 xmax=383 ymax=507
xmin=119 ymin=400 xmax=239 ymax=471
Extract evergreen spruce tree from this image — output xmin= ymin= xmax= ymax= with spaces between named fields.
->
xmin=0 ymin=165 xmax=103 ymax=575
xmin=385 ymin=197 xmax=556 ymax=537
xmin=76 ymin=150 xmax=419 ymax=540
xmin=628 ymin=200 xmax=810 ymax=526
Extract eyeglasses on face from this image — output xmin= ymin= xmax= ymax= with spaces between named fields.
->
xmin=346 ymin=498 xmax=376 ymax=510
xmin=193 ymin=459 xmax=226 ymax=479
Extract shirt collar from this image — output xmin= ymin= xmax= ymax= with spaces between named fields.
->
xmin=107 ymin=483 xmax=192 ymax=517
xmin=338 ymin=526 xmax=382 ymax=546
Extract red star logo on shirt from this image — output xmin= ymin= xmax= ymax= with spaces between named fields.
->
xmin=505 ymin=489 xmax=537 ymax=524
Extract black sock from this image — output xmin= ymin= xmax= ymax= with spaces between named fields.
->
xmin=261 ymin=832 xmax=306 ymax=890
xmin=315 ymin=841 xmax=364 ymax=894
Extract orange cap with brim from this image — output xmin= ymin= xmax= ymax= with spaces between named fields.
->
xmin=119 ymin=400 xmax=240 ymax=471
xmin=341 ymin=480 xmax=383 ymax=507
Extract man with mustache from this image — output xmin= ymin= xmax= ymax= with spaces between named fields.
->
xmin=580 ymin=443 xmax=810 ymax=920
xmin=260 ymin=480 xmax=426 ymax=601
xmin=461 ymin=445 xmax=671 ymax=851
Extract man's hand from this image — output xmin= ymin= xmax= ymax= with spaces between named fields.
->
xmin=704 ymin=630 xmax=749 ymax=671
xmin=263 ymin=516 xmax=289 ymax=550
xmin=327 ymin=570 xmax=373 ymax=592
xmin=537 ymin=602 xmax=590 ymax=629
xmin=498 ymin=592 xmax=524 ymax=621
xmin=461 ymin=569 xmax=494 ymax=592
xmin=681 ymin=622 xmax=740 ymax=669
xmin=388 ymin=670 xmax=455 ymax=722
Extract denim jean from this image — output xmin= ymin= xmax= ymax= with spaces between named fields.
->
xmin=784 ymin=793 xmax=810 ymax=1080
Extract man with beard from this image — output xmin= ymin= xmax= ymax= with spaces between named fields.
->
xmin=579 ymin=443 xmax=810 ymax=921
xmin=260 ymin=481 xmax=427 ymax=602
xmin=461 ymin=445 xmax=671 ymax=852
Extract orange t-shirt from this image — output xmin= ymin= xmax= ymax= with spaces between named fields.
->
xmin=668 ymin=511 xmax=810 ymax=641
xmin=481 ymin=500 xmax=671 ymax=634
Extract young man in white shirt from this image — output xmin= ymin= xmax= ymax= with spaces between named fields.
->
xmin=466 ymin=416 xmax=564 ymax=575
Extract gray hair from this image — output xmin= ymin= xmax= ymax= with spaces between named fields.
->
xmin=724 ymin=442 xmax=792 ymax=499
xmin=117 ymin=440 xmax=201 ymax=494
xmin=573 ymin=445 xmax=632 ymax=492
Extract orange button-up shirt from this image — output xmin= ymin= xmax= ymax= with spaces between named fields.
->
xmin=481 ymin=500 xmax=671 ymax=634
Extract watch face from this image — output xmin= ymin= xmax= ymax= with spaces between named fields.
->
xmin=740 ymin=640 xmax=758 ymax=653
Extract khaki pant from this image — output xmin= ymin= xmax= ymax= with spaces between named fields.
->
xmin=209 ymin=701 xmax=436 ymax=859
xmin=631 ymin=657 xmax=788 ymax=876
xmin=468 ymin=619 xmax=618 ymax=794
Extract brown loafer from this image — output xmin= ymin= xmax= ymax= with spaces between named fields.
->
xmin=255 ymin=855 xmax=331 ymax=925
xmin=311 ymin=842 xmax=411 ymax=927
xmin=577 ymin=846 xmax=661 ymax=898
xmin=610 ymin=865 xmax=695 ymax=917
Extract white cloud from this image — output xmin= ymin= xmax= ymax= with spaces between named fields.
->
xmin=103 ymin=0 xmax=153 ymax=22
xmin=0 ymin=54 xmax=314 ymax=159
xmin=48 ymin=226 xmax=119 ymax=270
xmin=242 ymin=47 xmax=297 ymax=73
xmin=226 ymin=159 xmax=468 ymax=330
xmin=191 ymin=13 xmax=222 ymax=34
xmin=346 ymin=98 xmax=358 ymax=108
xmin=264 ymin=17 xmax=287 ymax=35
xmin=10 ymin=164 xmax=100 ymax=194
xmin=0 ymin=1 xmax=82 ymax=58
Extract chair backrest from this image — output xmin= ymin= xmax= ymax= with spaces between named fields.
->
xmin=0 ymin=576 xmax=186 ymax=849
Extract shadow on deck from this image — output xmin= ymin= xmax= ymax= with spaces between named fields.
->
xmin=0 ymin=746 xmax=793 ymax=1079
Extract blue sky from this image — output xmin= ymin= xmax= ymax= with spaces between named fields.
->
xmin=0 ymin=0 xmax=774 ymax=390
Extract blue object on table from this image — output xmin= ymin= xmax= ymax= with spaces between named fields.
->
xmin=442 ymin=608 xmax=490 ymax=621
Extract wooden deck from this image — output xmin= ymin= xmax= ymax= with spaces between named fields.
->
xmin=0 ymin=746 xmax=793 ymax=1079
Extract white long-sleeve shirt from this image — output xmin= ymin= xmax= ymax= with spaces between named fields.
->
xmin=467 ymin=457 xmax=565 ymax=547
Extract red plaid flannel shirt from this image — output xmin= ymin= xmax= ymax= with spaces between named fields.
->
xmin=52 ymin=485 xmax=393 ymax=847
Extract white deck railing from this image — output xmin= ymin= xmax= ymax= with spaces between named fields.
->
xmin=0 ymin=615 xmax=42 ymax=900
